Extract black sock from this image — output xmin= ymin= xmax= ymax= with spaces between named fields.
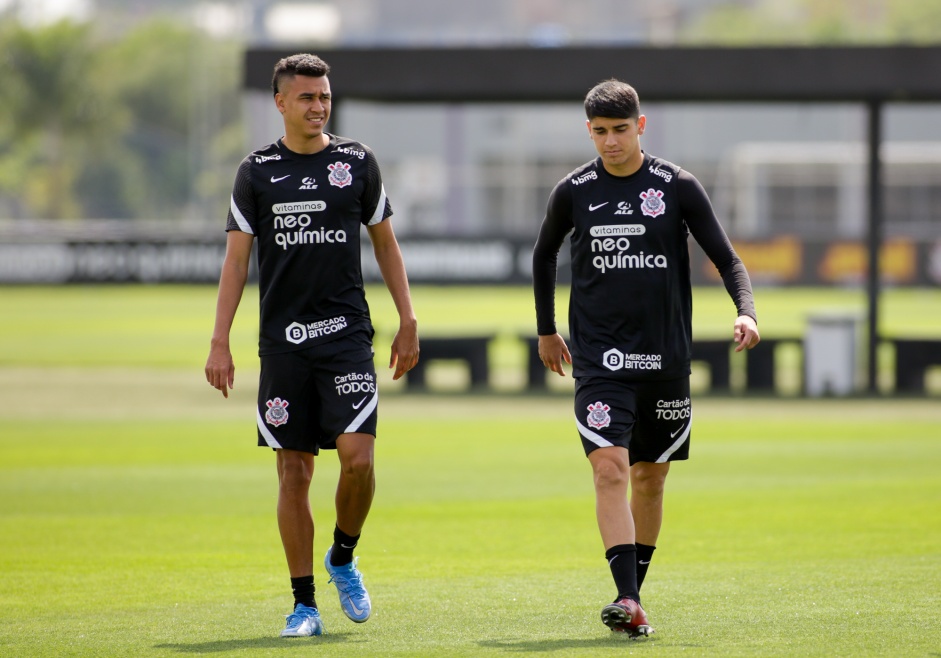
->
xmin=605 ymin=544 xmax=640 ymax=603
xmin=290 ymin=575 xmax=316 ymax=609
xmin=636 ymin=543 xmax=656 ymax=590
xmin=330 ymin=525 xmax=360 ymax=566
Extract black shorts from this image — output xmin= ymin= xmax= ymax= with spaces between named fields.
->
xmin=256 ymin=331 xmax=378 ymax=455
xmin=574 ymin=376 xmax=692 ymax=465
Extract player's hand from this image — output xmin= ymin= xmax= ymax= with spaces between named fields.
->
xmin=389 ymin=321 xmax=419 ymax=381
xmin=733 ymin=315 xmax=760 ymax=352
xmin=538 ymin=333 xmax=572 ymax=377
xmin=205 ymin=341 xmax=236 ymax=398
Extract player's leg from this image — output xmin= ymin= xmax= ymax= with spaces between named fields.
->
xmin=575 ymin=378 xmax=653 ymax=636
xmin=628 ymin=376 xmax=692 ymax=592
xmin=333 ymin=431 xmax=376 ymax=553
xmin=276 ymin=449 xmax=316 ymax=578
xmin=317 ymin=330 xmax=378 ymax=550
xmin=257 ymin=351 xmax=324 ymax=637
xmin=589 ymin=447 xmax=652 ymax=636
xmin=323 ymin=432 xmax=375 ymax=623
xmin=315 ymin=331 xmax=378 ymax=623
xmin=588 ymin=445 xmax=635 ymax=550
xmin=276 ymin=449 xmax=324 ymax=636
xmin=630 ymin=460 xmax=670 ymax=589
xmin=630 ymin=462 xmax=670 ymax=545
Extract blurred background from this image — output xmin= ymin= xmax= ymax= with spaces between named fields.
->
xmin=2 ymin=0 xmax=941 ymax=238
xmin=0 ymin=0 xmax=939 ymax=396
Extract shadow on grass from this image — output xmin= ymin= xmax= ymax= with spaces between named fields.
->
xmin=155 ymin=632 xmax=360 ymax=654
xmin=478 ymin=636 xmax=665 ymax=652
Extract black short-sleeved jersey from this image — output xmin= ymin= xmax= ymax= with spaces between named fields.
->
xmin=226 ymin=134 xmax=392 ymax=355
xmin=533 ymin=152 xmax=755 ymax=382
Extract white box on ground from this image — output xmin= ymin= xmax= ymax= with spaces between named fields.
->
xmin=804 ymin=312 xmax=865 ymax=396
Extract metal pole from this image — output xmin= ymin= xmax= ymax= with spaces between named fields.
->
xmin=865 ymin=100 xmax=882 ymax=394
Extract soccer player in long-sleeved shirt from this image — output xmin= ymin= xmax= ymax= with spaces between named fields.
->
xmin=533 ymin=79 xmax=759 ymax=637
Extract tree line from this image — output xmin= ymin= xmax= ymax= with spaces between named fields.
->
xmin=683 ymin=0 xmax=941 ymax=45
xmin=0 ymin=18 xmax=242 ymax=221
xmin=1 ymin=1 xmax=938 ymax=222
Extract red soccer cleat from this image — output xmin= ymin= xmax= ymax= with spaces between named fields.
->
xmin=601 ymin=597 xmax=655 ymax=638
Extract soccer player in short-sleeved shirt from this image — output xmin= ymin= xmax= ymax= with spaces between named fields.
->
xmin=205 ymin=54 xmax=419 ymax=638
xmin=533 ymin=79 xmax=759 ymax=637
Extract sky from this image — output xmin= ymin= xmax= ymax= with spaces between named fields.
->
xmin=0 ymin=0 xmax=93 ymax=26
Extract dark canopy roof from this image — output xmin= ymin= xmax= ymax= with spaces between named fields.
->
xmin=245 ymin=45 xmax=941 ymax=103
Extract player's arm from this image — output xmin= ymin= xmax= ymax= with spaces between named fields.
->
xmin=366 ymin=219 xmax=419 ymax=380
xmin=678 ymin=171 xmax=760 ymax=352
xmin=205 ymin=230 xmax=254 ymax=397
xmin=533 ymin=182 xmax=574 ymax=376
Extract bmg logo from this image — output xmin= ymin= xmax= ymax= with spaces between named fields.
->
xmin=603 ymin=348 xmax=624 ymax=371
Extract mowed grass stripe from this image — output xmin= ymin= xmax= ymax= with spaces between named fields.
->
xmin=3 ymin=285 xmax=941 ymax=368
xmin=2 ymin=392 xmax=940 ymax=656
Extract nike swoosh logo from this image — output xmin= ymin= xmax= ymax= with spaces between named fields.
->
xmin=588 ymin=202 xmax=609 ymax=211
xmin=639 ymin=560 xmax=651 ymax=565
xmin=347 ymin=598 xmax=367 ymax=616
xmin=271 ymin=175 xmax=290 ymax=183
xmin=352 ymin=396 xmax=368 ymax=410
xmin=671 ymin=425 xmax=685 ymax=439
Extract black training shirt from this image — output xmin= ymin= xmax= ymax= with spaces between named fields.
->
xmin=226 ymin=135 xmax=392 ymax=355
xmin=533 ymin=153 xmax=755 ymax=381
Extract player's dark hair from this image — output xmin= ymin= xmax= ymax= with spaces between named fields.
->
xmin=584 ymin=79 xmax=640 ymax=120
xmin=271 ymin=53 xmax=331 ymax=96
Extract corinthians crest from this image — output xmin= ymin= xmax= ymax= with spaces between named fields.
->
xmin=265 ymin=397 xmax=290 ymax=427
xmin=639 ymin=188 xmax=666 ymax=218
xmin=586 ymin=401 xmax=612 ymax=430
xmin=327 ymin=161 xmax=353 ymax=188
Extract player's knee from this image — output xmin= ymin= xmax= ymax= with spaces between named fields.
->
xmin=592 ymin=455 xmax=629 ymax=490
xmin=278 ymin=470 xmax=312 ymax=496
xmin=631 ymin=464 xmax=668 ymax=497
xmin=337 ymin=433 xmax=375 ymax=482
xmin=339 ymin=451 xmax=374 ymax=482
xmin=277 ymin=452 xmax=313 ymax=491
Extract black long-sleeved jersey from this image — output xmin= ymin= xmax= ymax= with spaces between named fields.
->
xmin=533 ymin=153 xmax=755 ymax=381
xmin=226 ymin=135 xmax=392 ymax=355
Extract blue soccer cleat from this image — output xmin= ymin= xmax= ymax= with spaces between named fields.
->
xmin=324 ymin=547 xmax=372 ymax=623
xmin=280 ymin=603 xmax=325 ymax=637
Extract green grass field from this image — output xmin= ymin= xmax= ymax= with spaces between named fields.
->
xmin=1 ymin=284 xmax=940 ymax=393
xmin=1 ymin=285 xmax=940 ymax=656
